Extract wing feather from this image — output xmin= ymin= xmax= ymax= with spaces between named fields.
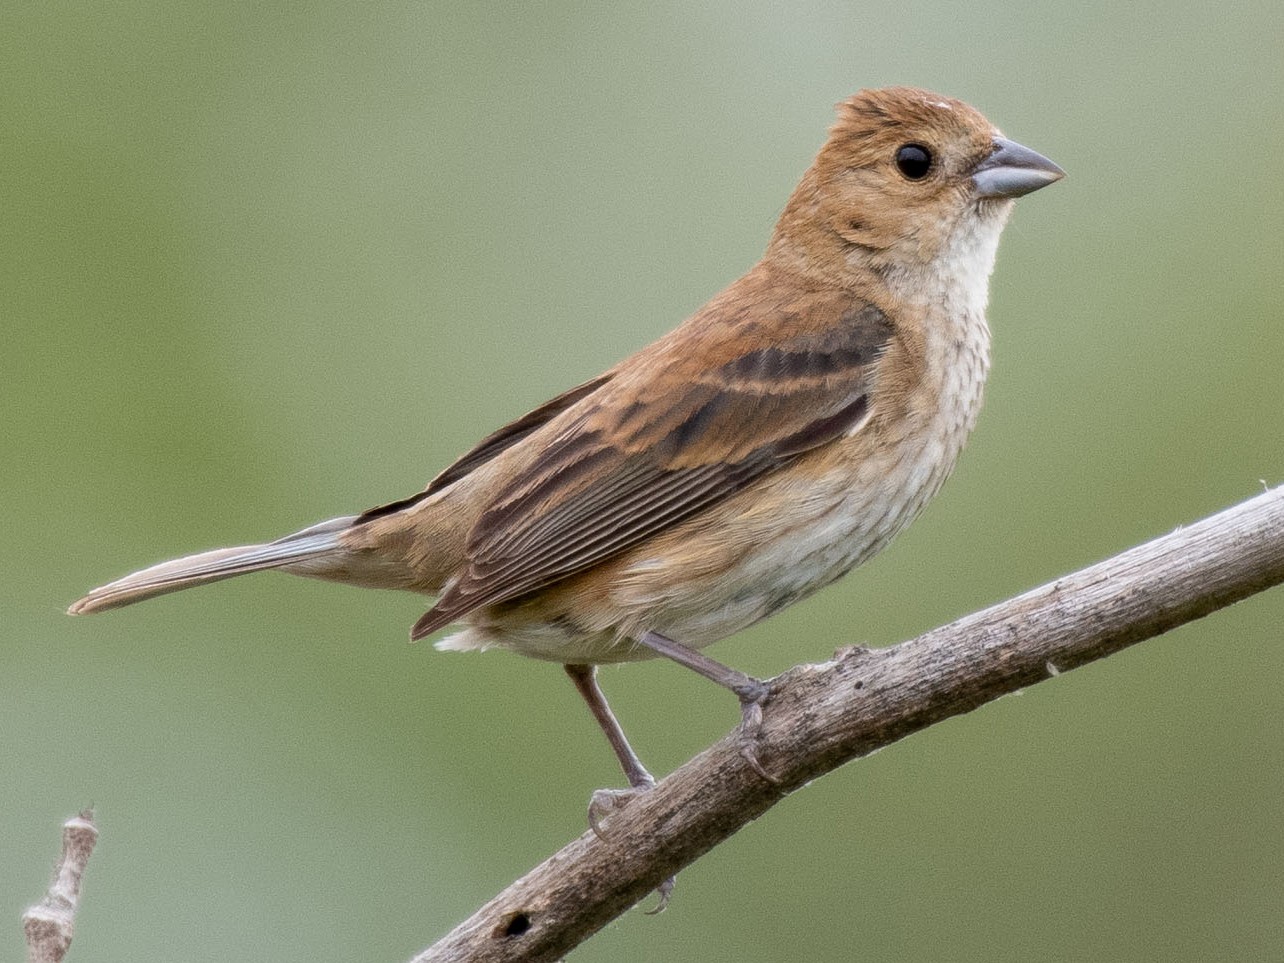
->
xmin=411 ymin=300 xmax=895 ymax=639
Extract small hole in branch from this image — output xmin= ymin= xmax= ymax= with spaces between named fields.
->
xmin=496 ymin=912 xmax=532 ymax=938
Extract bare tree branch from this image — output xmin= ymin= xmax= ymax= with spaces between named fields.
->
xmin=413 ymin=485 xmax=1284 ymax=963
xmin=23 ymin=809 xmax=98 ymax=963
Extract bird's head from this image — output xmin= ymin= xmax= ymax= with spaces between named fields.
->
xmin=771 ymin=87 xmax=1063 ymax=290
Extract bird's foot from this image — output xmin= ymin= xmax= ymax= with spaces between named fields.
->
xmin=586 ymin=778 xmax=676 ymax=913
xmin=732 ymin=678 xmax=779 ymax=784
xmin=633 ymin=631 xmax=779 ymax=783
xmin=587 ymin=781 xmax=653 ymax=841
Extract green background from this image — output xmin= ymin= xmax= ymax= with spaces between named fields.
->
xmin=5 ymin=1 xmax=1282 ymax=960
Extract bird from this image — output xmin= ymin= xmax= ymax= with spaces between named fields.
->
xmin=70 ymin=86 xmax=1062 ymax=800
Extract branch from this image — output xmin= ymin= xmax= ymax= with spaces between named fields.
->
xmin=23 ymin=809 xmax=98 ymax=963
xmin=416 ymin=486 xmax=1284 ymax=963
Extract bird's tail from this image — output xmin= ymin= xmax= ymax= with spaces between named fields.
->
xmin=68 ymin=515 xmax=359 ymax=615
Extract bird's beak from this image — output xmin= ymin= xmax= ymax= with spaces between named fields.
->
xmin=972 ymin=137 xmax=1065 ymax=199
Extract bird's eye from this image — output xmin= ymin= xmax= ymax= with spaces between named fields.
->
xmin=895 ymin=144 xmax=933 ymax=180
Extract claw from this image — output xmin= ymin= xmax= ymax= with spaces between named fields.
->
xmin=735 ymin=683 xmax=780 ymax=784
xmin=645 ymin=875 xmax=676 ymax=914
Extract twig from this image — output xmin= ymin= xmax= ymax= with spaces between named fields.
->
xmin=23 ymin=809 xmax=99 ymax=963
xmin=414 ymin=485 xmax=1284 ymax=962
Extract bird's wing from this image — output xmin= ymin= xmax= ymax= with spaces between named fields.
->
xmin=411 ymin=301 xmax=895 ymax=639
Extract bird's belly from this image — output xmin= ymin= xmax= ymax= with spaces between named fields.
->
xmin=620 ymin=436 xmax=957 ymax=647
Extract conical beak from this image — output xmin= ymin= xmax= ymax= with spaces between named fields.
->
xmin=972 ymin=137 xmax=1065 ymax=199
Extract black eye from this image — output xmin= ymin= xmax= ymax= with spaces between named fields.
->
xmin=895 ymin=143 xmax=933 ymax=180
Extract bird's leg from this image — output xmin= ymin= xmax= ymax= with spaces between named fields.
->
xmin=565 ymin=663 xmax=675 ymax=912
xmin=636 ymin=631 xmax=776 ymax=783
xmin=565 ymin=663 xmax=656 ymax=794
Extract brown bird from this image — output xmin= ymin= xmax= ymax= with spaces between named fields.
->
xmin=71 ymin=86 xmax=1062 ymax=798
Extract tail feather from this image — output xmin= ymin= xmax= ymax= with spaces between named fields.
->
xmin=68 ymin=515 xmax=357 ymax=615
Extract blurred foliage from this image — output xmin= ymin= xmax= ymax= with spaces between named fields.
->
xmin=3 ymin=1 xmax=1282 ymax=960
